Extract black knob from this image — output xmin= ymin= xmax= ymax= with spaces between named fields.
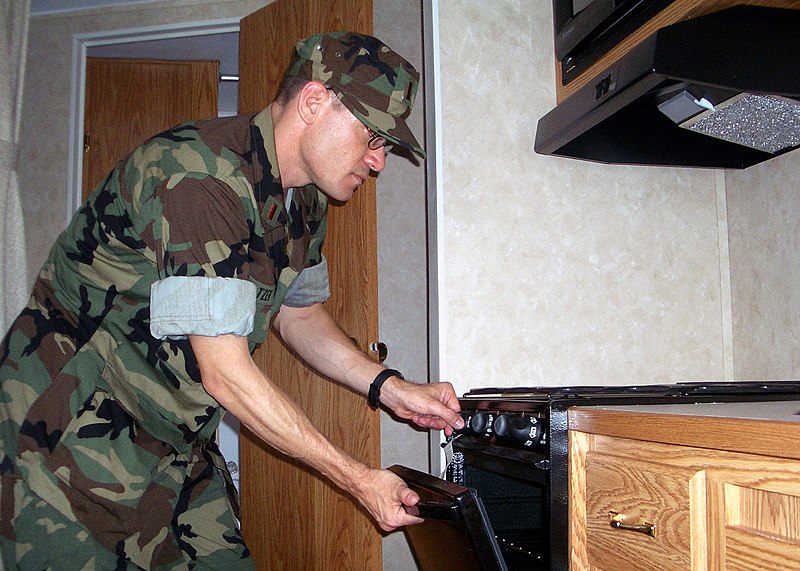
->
xmin=468 ymin=412 xmax=495 ymax=437
xmin=455 ymin=412 xmax=472 ymax=435
xmin=494 ymin=414 xmax=542 ymax=448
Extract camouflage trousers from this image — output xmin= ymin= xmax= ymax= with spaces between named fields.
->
xmin=0 ymin=473 xmax=255 ymax=570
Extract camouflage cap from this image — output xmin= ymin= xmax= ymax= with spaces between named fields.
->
xmin=286 ymin=31 xmax=425 ymax=158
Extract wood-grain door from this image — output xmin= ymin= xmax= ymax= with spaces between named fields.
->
xmin=82 ymin=57 xmax=219 ymax=199
xmin=236 ymin=1 xmax=380 ymax=570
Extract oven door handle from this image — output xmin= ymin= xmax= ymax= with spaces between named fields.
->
xmin=403 ymin=501 xmax=459 ymax=522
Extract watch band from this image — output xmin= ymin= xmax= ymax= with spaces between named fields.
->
xmin=368 ymin=368 xmax=403 ymax=409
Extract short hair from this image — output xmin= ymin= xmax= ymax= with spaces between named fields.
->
xmin=275 ymin=75 xmax=309 ymax=106
xmin=274 ymin=75 xmax=345 ymax=110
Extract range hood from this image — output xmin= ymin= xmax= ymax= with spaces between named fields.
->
xmin=534 ymin=5 xmax=800 ymax=169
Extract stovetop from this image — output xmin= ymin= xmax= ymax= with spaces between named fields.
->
xmin=461 ymin=380 xmax=800 ymax=404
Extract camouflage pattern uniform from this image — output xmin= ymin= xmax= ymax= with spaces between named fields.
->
xmin=0 ymin=30 xmax=424 ymax=571
xmin=0 ymin=106 xmax=327 ymax=570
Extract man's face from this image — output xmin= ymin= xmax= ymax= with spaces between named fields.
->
xmin=302 ymin=92 xmax=389 ymax=202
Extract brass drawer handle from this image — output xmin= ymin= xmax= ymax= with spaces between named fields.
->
xmin=608 ymin=511 xmax=656 ymax=537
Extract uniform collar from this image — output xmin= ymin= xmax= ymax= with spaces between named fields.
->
xmin=252 ymin=105 xmax=282 ymax=184
xmin=251 ymin=105 xmax=327 ymax=219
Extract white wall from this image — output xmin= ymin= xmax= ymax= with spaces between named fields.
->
xmin=434 ymin=0 xmax=800 ymax=396
xmin=436 ymin=0 xmax=732 ymax=395
xmin=727 ymin=151 xmax=800 ymax=378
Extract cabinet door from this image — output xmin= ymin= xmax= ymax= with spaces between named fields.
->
xmin=583 ymin=451 xmax=697 ymax=571
xmin=571 ymin=430 xmax=800 ymax=571
xmin=237 ymin=1 xmax=380 ymax=570
xmin=570 ymin=433 xmax=709 ymax=571
xmin=706 ymin=467 xmax=800 ymax=570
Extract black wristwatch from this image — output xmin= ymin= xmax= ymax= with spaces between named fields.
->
xmin=368 ymin=369 xmax=403 ymax=409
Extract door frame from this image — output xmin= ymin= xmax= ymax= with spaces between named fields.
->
xmin=424 ymin=0 xmax=445 ymax=477
xmin=66 ymin=19 xmax=240 ymax=219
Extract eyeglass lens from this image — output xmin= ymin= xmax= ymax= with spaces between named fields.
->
xmin=367 ymin=130 xmax=392 ymax=151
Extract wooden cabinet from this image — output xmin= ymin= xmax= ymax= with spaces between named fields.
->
xmin=569 ymin=402 xmax=800 ymax=570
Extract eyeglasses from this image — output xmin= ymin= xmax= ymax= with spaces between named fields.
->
xmin=366 ymin=127 xmax=393 ymax=152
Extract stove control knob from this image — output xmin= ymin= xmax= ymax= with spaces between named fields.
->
xmin=494 ymin=414 xmax=542 ymax=448
xmin=468 ymin=412 xmax=496 ymax=438
xmin=455 ymin=412 xmax=472 ymax=434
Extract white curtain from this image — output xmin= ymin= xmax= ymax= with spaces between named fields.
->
xmin=1 ymin=0 xmax=30 ymax=337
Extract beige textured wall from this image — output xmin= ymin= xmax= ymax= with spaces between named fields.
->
xmin=727 ymin=150 xmax=800 ymax=378
xmin=437 ymin=0 xmax=732 ymax=394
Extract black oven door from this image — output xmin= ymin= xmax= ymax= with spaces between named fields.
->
xmin=388 ymin=465 xmax=508 ymax=571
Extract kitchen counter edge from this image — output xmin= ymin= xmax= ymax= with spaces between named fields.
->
xmin=568 ymin=400 xmax=800 ymax=460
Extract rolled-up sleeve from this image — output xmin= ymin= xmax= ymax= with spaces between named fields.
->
xmin=150 ymin=276 xmax=257 ymax=340
xmin=282 ymin=256 xmax=331 ymax=308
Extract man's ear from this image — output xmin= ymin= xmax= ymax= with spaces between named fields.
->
xmin=296 ymin=80 xmax=330 ymax=126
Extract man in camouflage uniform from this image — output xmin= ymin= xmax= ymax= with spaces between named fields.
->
xmin=0 ymin=32 xmax=464 ymax=570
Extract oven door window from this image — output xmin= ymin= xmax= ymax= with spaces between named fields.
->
xmin=460 ymin=461 xmax=547 ymax=570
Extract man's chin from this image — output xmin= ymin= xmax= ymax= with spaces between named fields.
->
xmin=318 ymin=185 xmax=357 ymax=204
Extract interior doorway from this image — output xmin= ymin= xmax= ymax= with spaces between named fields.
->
xmin=67 ymin=20 xmax=240 ymax=216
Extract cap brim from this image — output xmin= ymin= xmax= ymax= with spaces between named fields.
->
xmin=338 ymin=94 xmax=426 ymax=159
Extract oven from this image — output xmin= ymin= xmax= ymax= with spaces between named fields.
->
xmin=392 ymin=381 xmax=800 ymax=571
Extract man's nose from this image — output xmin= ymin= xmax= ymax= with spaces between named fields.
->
xmin=365 ymin=147 xmax=387 ymax=173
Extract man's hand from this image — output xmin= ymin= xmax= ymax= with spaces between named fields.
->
xmin=378 ymin=377 xmax=464 ymax=436
xmin=348 ymin=466 xmax=424 ymax=532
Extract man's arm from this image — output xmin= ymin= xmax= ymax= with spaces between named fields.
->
xmin=272 ymin=303 xmax=464 ymax=435
xmin=189 ymin=333 xmax=423 ymax=531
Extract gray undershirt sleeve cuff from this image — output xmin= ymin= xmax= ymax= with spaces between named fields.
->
xmin=282 ymin=256 xmax=331 ymax=308
xmin=150 ymin=276 xmax=257 ymax=340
